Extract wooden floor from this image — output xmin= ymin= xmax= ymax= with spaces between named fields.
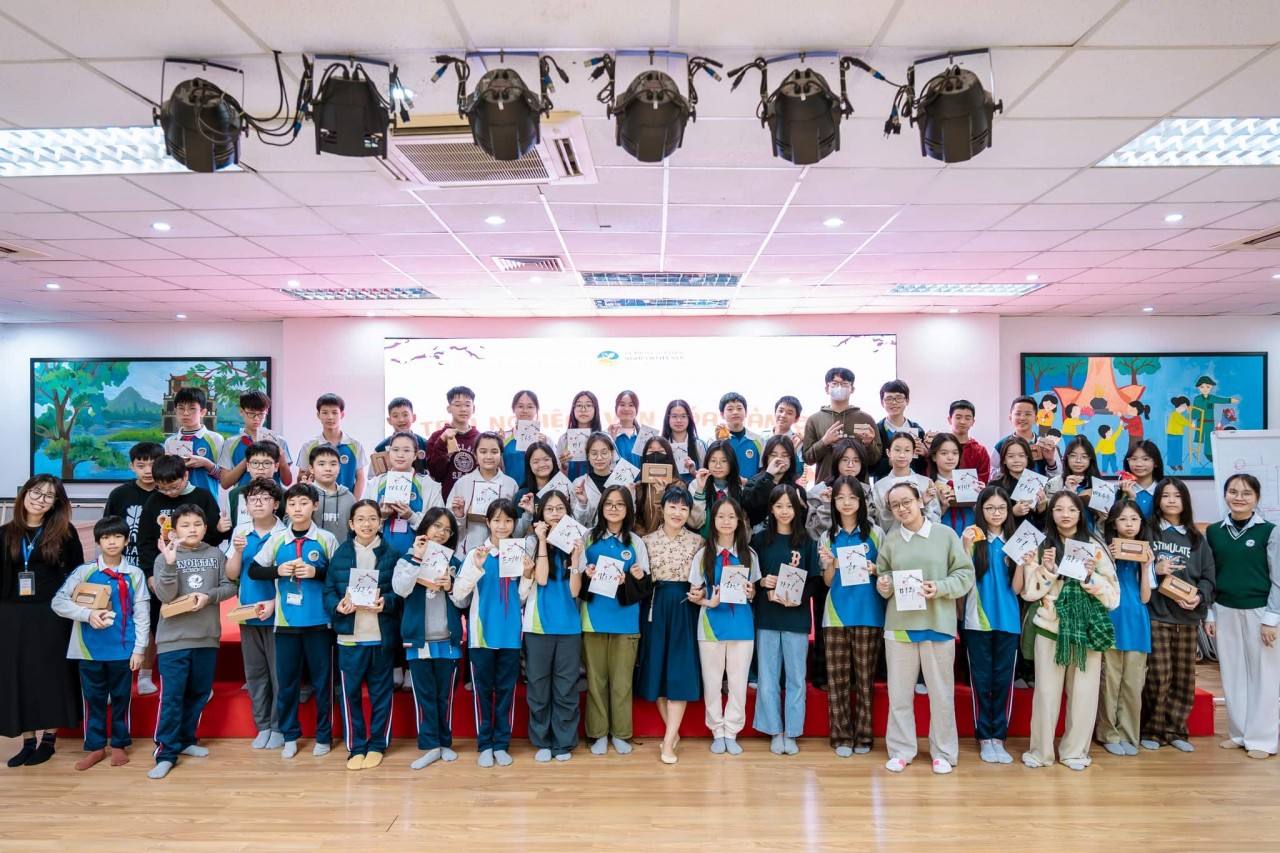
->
xmin=1 ymin=664 xmax=1275 ymax=852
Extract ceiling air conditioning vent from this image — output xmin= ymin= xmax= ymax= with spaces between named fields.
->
xmin=492 ymin=256 xmax=565 ymax=273
xmin=0 ymin=242 xmax=49 ymax=262
xmin=1214 ymin=226 xmax=1280 ymax=251
xmin=379 ymin=112 xmax=596 ymax=188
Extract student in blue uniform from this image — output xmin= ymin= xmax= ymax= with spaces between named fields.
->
xmin=372 ymin=397 xmax=430 ymax=476
xmin=502 ymin=390 xmax=547 ymax=477
xmin=689 ymin=439 xmax=744 ymax=537
xmin=325 ymin=500 xmax=402 ymax=771
xmin=297 ymin=393 xmax=368 ymax=499
xmin=557 ymin=390 xmax=603 ymax=481
xmin=217 ymin=390 xmax=293 ymax=490
xmin=163 ymin=386 xmax=224 ymax=498
xmin=523 ymin=490 xmax=585 ymax=762
xmin=581 ymin=485 xmax=651 ymax=755
xmin=514 ymin=441 xmax=564 ymax=538
xmin=959 ymin=485 xmax=1023 ymax=764
xmin=570 ymin=432 xmax=619 ymax=527
xmin=221 ymin=441 xmax=284 ymax=530
xmin=1096 ymin=498 xmax=1154 ymax=757
xmin=224 ymin=477 xmax=287 ymax=750
xmin=51 ymin=516 xmax=150 ymax=771
xmin=394 ymin=508 xmax=465 ymax=770
xmin=609 ymin=390 xmax=656 ymax=468
xmin=368 ymin=432 xmax=444 ymax=555
xmin=452 ymin=499 xmax=532 ymax=768
xmin=719 ymin=392 xmax=765 ymax=479
xmin=1121 ymin=440 xmax=1164 ymax=518
xmin=248 ymin=483 xmax=341 ymax=760
xmin=1048 ymin=436 xmax=1101 ymax=521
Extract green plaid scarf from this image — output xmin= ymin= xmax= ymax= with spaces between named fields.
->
xmin=1053 ymin=578 xmax=1115 ymax=671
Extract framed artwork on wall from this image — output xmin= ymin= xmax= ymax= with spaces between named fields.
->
xmin=31 ymin=357 xmax=272 ymax=483
xmin=1020 ymin=352 xmax=1267 ymax=479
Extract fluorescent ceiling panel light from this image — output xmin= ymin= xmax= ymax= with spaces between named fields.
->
xmin=581 ymin=272 xmax=741 ymax=287
xmin=282 ymin=287 xmax=437 ymax=301
xmin=594 ymin=298 xmax=730 ymax=309
xmin=0 ymin=126 xmax=240 ymax=177
xmin=887 ymin=283 xmax=1046 ymax=296
xmin=1097 ymin=118 xmax=1280 ymax=167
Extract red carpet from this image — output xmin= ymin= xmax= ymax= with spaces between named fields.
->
xmin=68 ymin=602 xmax=1215 ymax=741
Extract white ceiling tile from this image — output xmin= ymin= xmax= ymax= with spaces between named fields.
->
xmin=383 ymin=256 xmax=487 ymax=274
xmin=539 ymin=167 xmax=662 ymax=205
xmin=144 ymin=237 xmax=277 ymax=259
xmin=219 ymin=0 xmax=465 ymax=51
xmin=956 ymin=231 xmax=1081 ymax=252
xmin=667 ymin=169 xmax=799 ymax=206
xmin=1143 ymin=268 xmax=1243 ymax=283
xmin=1053 ymin=230 xmax=1176 ymax=251
xmin=264 ymin=172 xmax=413 ymax=206
xmin=0 ymin=62 xmax=151 ymax=127
xmin=112 ymin=259 xmax=219 ymax=276
xmin=43 ymin=239 xmax=180 ymax=261
xmin=775 ymin=205 xmax=898 ymax=233
xmin=920 ymin=169 xmax=1074 ymax=204
xmin=2 ymin=0 xmax=262 ymax=57
xmin=422 ymin=183 xmax=551 ymax=206
xmin=663 ymin=233 xmax=764 ymax=255
xmin=246 ymin=235 xmax=373 ymax=257
xmin=1019 ymin=250 xmax=1135 ymax=268
xmin=924 ymin=252 xmax=1036 ymax=269
xmin=660 ymin=255 xmax=753 ymax=272
xmin=195 ymin=207 xmax=341 ymax=237
xmin=1063 ymin=268 xmax=1169 ymax=284
xmin=1188 ymin=249 xmax=1274 ymax=268
xmin=353 ymin=234 xmax=462 ymax=255
xmin=238 ymin=134 xmax=378 ymax=173
xmin=82 ymin=211 xmax=231 ymax=238
xmin=126 ymin=173 xmax=298 ymax=210
xmin=1199 ymin=202 xmax=1280 ymax=232
xmin=790 ymin=168 xmax=940 ymax=206
xmin=550 ymin=204 xmax=662 ymax=233
xmin=0 ymin=184 xmax=60 ymax=213
xmin=74 ymin=276 xmax=179 ymax=291
xmin=1039 ymin=168 xmax=1214 ymax=204
xmin=570 ymin=253 xmax=666 ymax=272
xmin=1161 ymin=168 xmax=1280 ymax=204
xmin=1102 ymin=249 xmax=1225 ymax=268
xmin=151 ymin=276 xmax=256 ymax=291
xmin=1010 ymin=49 xmax=1261 ymax=118
xmin=561 ymin=232 xmax=660 ymax=254
xmin=19 ymin=260 xmax=134 ymax=277
xmin=199 ymin=257 xmax=313 ymax=275
xmin=0 ymin=212 xmax=125 ymax=239
xmin=886 ymin=204 xmax=1022 ymax=232
xmin=1178 ymin=50 xmax=1280 ymax=117
xmin=93 ymin=55 xmax=305 ymax=119
xmin=457 ymin=232 xmax=567 ymax=256
xmin=992 ymin=203 xmax=1138 ymax=231
xmin=1097 ymin=202 xmax=1261 ymax=230
xmin=0 ymin=15 xmax=63 ymax=60
xmin=880 ymin=0 xmax=1116 ymax=46
xmin=667 ymin=205 xmax=776 ymax=232
xmin=432 ymin=203 xmax=552 ymax=233
xmin=1152 ymin=229 xmax=1256 ymax=251
xmin=965 ymin=119 xmax=1155 ymax=168
xmin=1086 ymin=0 xmax=1280 ymax=46
xmin=858 ymin=231 xmax=978 ymax=253
xmin=290 ymin=256 xmax=394 ymax=275
xmin=678 ymin=0 xmax=894 ymax=47
xmin=763 ymin=233 xmax=876 ymax=255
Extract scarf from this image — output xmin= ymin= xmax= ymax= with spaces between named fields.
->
xmin=1053 ymin=577 xmax=1114 ymax=671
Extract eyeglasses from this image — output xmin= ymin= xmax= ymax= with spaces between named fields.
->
xmin=588 ymin=451 xmax=613 ymax=460
xmin=888 ymin=501 xmax=917 ymax=512
xmin=247 ymin=460 xmax=275 ymax=470
xmin=246 ymin=496 xmax=274 ymax=505
xmin=27 ymin=491 xmax=57 ymax=505
xmin=241 ymin=410 xmax=266 ymax=419
xmin=881 ymin=395 xmax=907 ymax=404
xmin=985 ymin=506 xmax=1009 ymax=514
xmin=602 ymin=501 xmax=627 ymax=510
xmin=828 ymin=381 xmax=852 ymax=389
xmin=1226 ymin=490 xmax=1257 ymax=499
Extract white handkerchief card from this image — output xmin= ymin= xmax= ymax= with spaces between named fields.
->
xmin=604 ymin=458 xmax=641 ymax=489
xmin=719 ymin=565 xmax=750 ymax=605
xmin=514 ymin=420 xmax=541 ymax=452
xmin=893 ymin=569 xmax=926 ymax=612
xmin=774 ymin=564 xmax=807 ymax=605
xmin=347 ymin=567 xmax=379 ymax=608
xmin=588 ymin=555 xmax=625 ymax=598
xmin=837 ymin=546 xmax=871 ymax=586
xmin=498 ymin=538 xmax=526 ymax=578
xmin=546 ymin=516 xmax=588 ymax=553
xmin=1088 ymin=478 xmax=1117 ymax=514
xmin=1003 ymin=521 xmax=1046 ymax=564
xmin=382 ymin=471 xmax=414 ymax=505
xmin=1010 ymin=469 xmax=1049 ymax=503
xmin=417 ymin=541 xmax=453 ymax=584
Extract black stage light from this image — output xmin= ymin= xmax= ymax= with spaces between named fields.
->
xmin=312 ymin=63 xmax=393 ymax=157
xmin=156 ymin=78 xmax=242 ymax=172
xmin=590 ymin=54 xmax=721 ymax=163
xmin=729 ymin=59 xmax=852 ymax=166
xmin=434 ymin=55 xmax=567 ymax=161
xmin=912 ymin=65 xmax=1002 ymax=163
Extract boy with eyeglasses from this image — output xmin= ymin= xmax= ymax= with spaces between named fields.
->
xmin=220 ymin=442 xmax=287 ymax=529
xmin=163 ymin=386 xmax=225 ymax=499
xmin=871 ymin=380 xmax=928 ymax=479
xmin=802 ymin=367 xmax=882 ymax=483
xmin=217 ymin=391 xmax=293 ymax=489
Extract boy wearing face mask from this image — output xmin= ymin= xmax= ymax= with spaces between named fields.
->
xmin=802 ymin=367 xmax=882 ymax=484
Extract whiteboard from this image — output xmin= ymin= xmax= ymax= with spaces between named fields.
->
xmin=1211 ymin=430 xmax=1280 ymax=525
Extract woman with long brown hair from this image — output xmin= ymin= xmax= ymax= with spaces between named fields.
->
xmin=2 ymin=475 xmax=86 ymax=766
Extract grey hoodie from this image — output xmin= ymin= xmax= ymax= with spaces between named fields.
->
xmin=152 ymin=542 xmax=236 ymax=655
xmin=314 ymin=484 xmax=355 ymax=543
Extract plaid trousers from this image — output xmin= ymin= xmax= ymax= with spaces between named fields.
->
xmin=1142 ymin=620 xmax=1198 ymax=743
xmin=824 ymin=626 xmax=882 ymax=748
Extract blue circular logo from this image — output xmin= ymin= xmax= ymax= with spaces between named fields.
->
xmin=597 ymin=350 xmax=619 ymax=364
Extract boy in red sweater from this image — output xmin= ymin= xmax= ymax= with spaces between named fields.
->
xmin=426 ymin=386 xmax=479 ymax=500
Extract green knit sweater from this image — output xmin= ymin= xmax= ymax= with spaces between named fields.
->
xmin=1207 ymin=516 xmax=1279 ymax=612
xmin=875 ymin=521 xmax=974 ymax=635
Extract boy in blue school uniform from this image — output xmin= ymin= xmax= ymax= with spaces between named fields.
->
xmin=297 ymin=393 xmax=368 ymax=499
xmin=163 ymin=386 xmax=225 ymax=499
xmin=248 ymin=483 xmax=340 ymax=759
xmin=51 ymin=516 xmax=151 ymax=771
xmin=373 ymin=397 xmax=430 ymax=476
xmin=224 ymin=477 xmax=287 ymax=750
xmin=220 ymin=442 xmax=287 ymax=530
xmin=720 ymin=392 xmax=765 ymax=479
xmin=148 ymin=504 xmax=237 ymax=779
xmin=217 ymin=390 xmax=293 ymax=490
xmin=324 ymin=499 xmax=403 ymax=770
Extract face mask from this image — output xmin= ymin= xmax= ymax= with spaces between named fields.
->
xmin=830 ymin=386 xmax=850 ymax=403
xmin=644 ymin=452 xmax=667 ymax=465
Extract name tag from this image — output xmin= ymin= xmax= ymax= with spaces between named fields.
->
xmin=391 ymin=518 xmax=409 ymax=534
xmin=18 ymin=571 xmax=35 ymax=596
xmin=286 ymin=591 xmax=303 ymax=607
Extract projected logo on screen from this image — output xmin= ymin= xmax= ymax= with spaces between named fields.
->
xmin=597 ymin=350 xmax=620 ymax=364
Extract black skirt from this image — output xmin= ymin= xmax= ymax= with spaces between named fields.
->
xmin=0 ymin=600 xmax=81 ymax=736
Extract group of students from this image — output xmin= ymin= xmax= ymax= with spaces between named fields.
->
xmin=2 ymin=368 xmax=1277 ymax=778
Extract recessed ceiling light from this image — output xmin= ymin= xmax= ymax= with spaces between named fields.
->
xmin=1098 ymin=118 xmax=1280 ymax=168
xmin=1142 ymin=306 xmax=1155 ymax=312
xmin=44 ymin=282 xmax=60 ymax=290
xmin=822 ymin=217 xmax=844 ymax=228
xmin=1163 ymin=213 xmax=1184 ymax=223
xmin=1272 ymin=273 xmax=1280 ymax=280
xmin=484 ymin=215 xmax=506 ymax=226
xmin=175 ymin=313 xmax=187 ymax=319
xmin=1025 ymin=274 xmax=1040 ymax=282
xmin=286 ymin=279 xmax=300 ymax=288
xmin=529 ymin=276 xmax=543 ymax=284
xmin=151 ymin=221 xmax=172 ymax=232
xmin=948 ymin=308 xmax=959 ymax=314
xmin=777 ymin=277 xmax=792 ymax=285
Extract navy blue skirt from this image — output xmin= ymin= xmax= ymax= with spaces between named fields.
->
xmin=636 ymin=582 xmax=702 ymax=702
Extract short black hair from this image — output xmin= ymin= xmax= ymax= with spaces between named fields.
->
xmin=719 ymin=392 xmax=747 ymax=412
xmin=239 ymin=390 xmax=270 ymax=411
xmin=879 ymin=380 xmax=910 ymax=400
xmin=129 ymin=441 xmax=165 ymax=463
xmin=316 ymin=393 xmax=345 ymax=412
xmin=447 ymin=386 xmax=475 ymax=403
xmin=94 ymin=515 xmax=130 ymax=542
xmin=774 ymin=395 xmax=802 ymax=418
xmin=171 ymin=503 xmax=207 ymax=525
xmin=388 ymin=396 xmax=414 ymax=413
xmin=825 ymin=367 xmax=855 ymax=384
xmin=173 ymin=386 xmax=207 ymax=409
xmin=282 ymin=483 xmax=320 ymax=504
xmin=245 ymin=441 xmax=281 ymax=463
xmin=152 ymin=455 xmax=188 ymax=484
xmin=1009 ymin=395 xmax=1037 ymax=412
xmin=949 ymin=399 xmax=975 ymax=417
xmin=308 ymin=444 xmax=341 ymax=465
xmin=242 ymin=477 xmax=283 ymax=503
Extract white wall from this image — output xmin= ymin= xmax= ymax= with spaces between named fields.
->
xmin=999 ymin=316 xmax=1280 ymax=522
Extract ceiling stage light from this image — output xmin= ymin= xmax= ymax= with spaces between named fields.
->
xmin=156 ymin=77 xmax=242 ymax=172
xmin=729 ymin=57 xmax=854 ymax=166
xmin=435 ymin=55 xmax=569 ymax=162
xmin=588 ymin=54 xmax=721 ymax=163
xmin=912 ymin=64 xmax=1002 ymax=163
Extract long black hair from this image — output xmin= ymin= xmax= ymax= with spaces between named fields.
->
xmin=1043 ymin=490 xmax=1099 ymax=553
xmin=972 ymin=484 xmax=1016 ymax=581
xmin=761 ymin=434 xmax=799 ymax=482
xmin=702 ymin=439 xmax=743 ymax=504
xmin=416 ymin=507 xmax=459 ymax=551
xmin=1153 ymin=477 xmax=1201 ymax=548
xmin=1102 ymin=497 xmax=1152 ymax=547
xmin=590 ymin=484 xmax=635 ymax=547
xmin=701 ymin=497 xmax=753 ymax=579
xmin=535 ymin=490 xmax=573 ymax=579
xmin=826 ymin=438 xmax=869 ymax=486
xmin=1123 ymin=439 xmax=1165 ymax=483
xmin=1060 ymin=435 xmax=1101 ymax=482
xmin=521 ymin=440 xmax=561 ymax=492
xmin=661 ymin=399 xmax=702 ymax=468
xmin=828 ymin=475 xmax=871 ymax=541
xmin=761 ymin=483 xmax=807 ymax=548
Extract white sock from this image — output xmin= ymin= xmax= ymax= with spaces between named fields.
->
xmin=281 ymin=741 xmax=298 ymax=759
xmin=411 ymin=749 xmax=441 ymax=770
xmin=148 ymin=761 xmax=173 ymax=779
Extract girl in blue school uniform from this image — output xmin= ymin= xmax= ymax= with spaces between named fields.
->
xmin=393 ymin=508 xmax=465 ymax=770
xmin=1120 ymin=440 xmax=1164 ymax=519
xmin=1095 ymin=497 xmax=1154 ymax=757
xmin=609 ymin=390 xmax=656 ymax=468
xmin=690 ymin=439 xmax=744 ymax=537
xmin=502 ymin=390 xmax=548 ymax=478
xmin=818 ymin=476 xmax=886 ymax=757
xmin=523 ymin=490 xmax=585 ymax=762
xmin=514 ymin=441 xmax=565 ymax=538
xmin=581 ymin=485 xmax=651 ymax=756
xmin=323 ymin=500 xmax=402 ymax=771
xmin=689 ymin=497 xmax=759 ymax=755
xmin=661 ymin=399 xmax=707 ymax=483
xmin=960 ymin=484 xmax=1024 ymax=764
xmin=370 ymin=432 xmax=444 ymax=556
xmin=557 ymin=390 xmax=603 ymax=481
xmin=451 ymin=499 xmax=532 ymax=768
xmin=929 ymin=433 xmax=974 ymax=535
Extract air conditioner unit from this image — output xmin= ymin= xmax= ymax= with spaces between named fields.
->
xmin=378 ymin=111 xmax=596 ymax=188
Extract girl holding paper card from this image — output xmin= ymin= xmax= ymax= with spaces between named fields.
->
xmin=1095 ymin=499 xmax=1154 ymax=757
xmin=928 ymin=433 xmax=974 ymax=536
xmin=991 ymin=437 xmax=1047 ymax=530
xmin=393 ymin=509 xmax=465 ymax=770
xmin=514 ymin=441 xmax=564 ymax=538
xmin=370 ymin=432 xmax=444 ymax=556
xmin=639 ymin=486 xmax=705 ymax=765
xmin=1046 ymin=436 xmax=1100 ymax=516
xmin=753 ymin=484 xmax=819 ymax=755
xmin=571 ymin=432 xmax=621 ymax=527
xmin=819 ymin=476 xmax=885 ymax=757
xmin=451 ymin=499 xmax=532 ymax=768
xmin=872 ymin=434 xmax=941 ymax=532
xmin=1120 ymin=441 xmax=1164 ymax=518
xmin=502 ymin=390 xmax=545 ymax=478
xmin=581 ymin=486 xmax=650 ymax=755
xmin=689 ymin=498 xmax=760 ymax=756
xmin=875 ymin=482 xmax=974 ymax=775
xmin=661 ymin=399 xmax=706 ymax=484
xmin=451 ymin=432 xmax=518 ymax=554
xmin=557 ymin=391 xmax=603 ymax=480
xmin=524 ymin=491 xmax=584 ymax=762
xmin=1021 ymin=491 xmax=1120 ymax=771
xmin=690 ymin=440 xmax=744 ymax=538
xmin=743 ymin=436 xmax=807 ymax=528
xmin=806 ymin=438 xmax=873 ymax=543
xmin=961 ymin=485 xmax=1023 ymax=764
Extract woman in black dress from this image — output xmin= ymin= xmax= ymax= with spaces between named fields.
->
xmin=1 ymin=475 xmax=85 ymax=766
